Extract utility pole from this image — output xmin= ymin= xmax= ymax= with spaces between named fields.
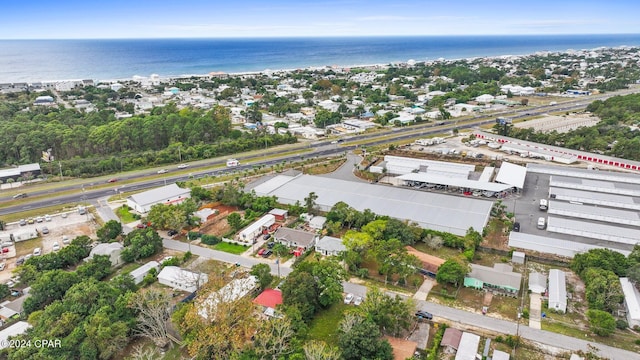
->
xmin=58 ymin=161 xmax=63 ymax=181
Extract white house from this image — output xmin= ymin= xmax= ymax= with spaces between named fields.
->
xmin=315 ymin=236 xmax=346 ymax=256
xmin=548 ymin=269 xmax=567 ymax=313
xmin=308 ymin=216 xmax=327 ymax=230
xmin=158 ymin=266 xmax=208 ymax=293
xmin=239 ymin=214 xmax=275 ymax=242
xmin=620 ymin=277 xmax=640 ymax=328
xmin=85 ymin=243 xmax=123 ymax=266
xmin=127 ymin=183 xmax=191 ymax=213
xmin=129 ymin=261 xmax=160 ymax=285
xmin=0 ymin=321 xmax=31 ymax=349
xmin=475 ymin=94 xmax=495 ymax=104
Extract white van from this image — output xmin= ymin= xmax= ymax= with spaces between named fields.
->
xmin=539 ymin=199 xmax=548 ymax=211
xmin=537 ymin=217 xmax=546 ymax=230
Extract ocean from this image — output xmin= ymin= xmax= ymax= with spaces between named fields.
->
xmin=2 ymin=34 xmax=640 ymax=83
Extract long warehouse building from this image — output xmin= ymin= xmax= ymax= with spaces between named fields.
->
xmin=249 ymin=173 xmax=494 ymax=236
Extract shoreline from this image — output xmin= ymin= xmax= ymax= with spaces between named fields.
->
xmin=3 ymin=43 xmax=639 ymax=85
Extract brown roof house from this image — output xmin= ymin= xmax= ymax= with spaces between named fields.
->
xmin=440 ymin=327 xmax=463 ymax=354
xmin=406 ymin=246 xmax=445 ymax=277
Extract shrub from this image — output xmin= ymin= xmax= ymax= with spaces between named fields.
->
xmin=201 ymin=234 xmax=221 ymax=245
xmin=188 ymin=231 xmax=201 ymax=240
xmin=521 ymin=309 xmax=529 ymax=319
xmin=357 ymin=268 xmax=369 ymax=279
xmin=615 ymin=319 xmax=628 ymax=330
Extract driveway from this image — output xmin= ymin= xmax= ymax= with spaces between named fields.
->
xmin=317 ymin=152 xmax=364 ymax=182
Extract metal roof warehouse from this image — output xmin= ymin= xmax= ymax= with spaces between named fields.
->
xmin=250 ymin=174 xmax=494 ymax=236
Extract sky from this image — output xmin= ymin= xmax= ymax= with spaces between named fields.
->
xmin=1 ymin=0 xmax=638 ymax=39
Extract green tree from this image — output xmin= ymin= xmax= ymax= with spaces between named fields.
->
xmin=586 ymin=309 xmax=616 ymax=336
xmin=121 ymin=228 xmax=164 ymax=263
xmin=281 ymin=271 xmax=320 ymax=322
xmin=303 ymin=340 xmax=341 ymax=360
xmin=357 ymin=287 xmax=414 ymax=336
xmin=226 ymin=212 xmax=243 ymax=231
xmin=338 ymin=313 xmax=393 ymax=360
xmin=191 ymin=186 xmax=213 ymax=202
xmin=571 ymin=248 xmax=629 ymax=277
xmin=627 ymin=263 xmax=640 ymax=288
xmin=311 ymin=258 xmax=348 ymax=308
xmin=250 ymin=263 xmax=273 ymax=291
xmin=436 ymin=259 xmax=469 ymax=287
xmin=304 ymin=192 xmax=318 ymax=215
xmin=96 ymin=220 xmax=122 ymax=243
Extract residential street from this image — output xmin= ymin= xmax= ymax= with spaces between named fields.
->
xmin=162 ymin=239 xmax=640 ymax=360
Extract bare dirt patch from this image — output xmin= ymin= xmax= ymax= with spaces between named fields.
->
xmin=196 ymin=203 xmax=242 ymax=237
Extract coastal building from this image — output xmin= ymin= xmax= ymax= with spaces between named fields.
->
xmin=238 ymin=214 xmax=276 ymax=242
xmin=129 ymin=261 xmax=160 ymax=285
xmin=548 ymin=269 xmax=567 ymax=313
xmin=620 ymin=277 xmax=640 ymax=328
xmin=315 ymin=236 xmax=346 ymax=256
xmin=273 ymin=227 xmax=317 ymax=250
xmin=158 ymin=266 xmax=208 ymax=293
xmin=126 ymin=183 xmax=191 ymax=213
xmin=85 ymin=243 xmax=124 ymax=266
xmin=464 ymin=263 xmax=522 ymax=295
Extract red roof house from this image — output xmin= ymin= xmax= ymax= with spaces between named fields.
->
xmin=252 ymin=289 xmax=283 ymax=309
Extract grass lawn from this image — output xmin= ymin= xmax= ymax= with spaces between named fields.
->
xmin=213 ymin=242 xmax=249 ymax=255
xmin=15 ymin=237 xmax=43 ymax=257
xmin=116 ymin=205 xmax=138 ymax=224
xmin=307 ymin=302 xmax=350 ymax=346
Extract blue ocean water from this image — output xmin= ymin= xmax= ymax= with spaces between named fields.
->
xmin=1 ymin=34 xmax=640 ymax=83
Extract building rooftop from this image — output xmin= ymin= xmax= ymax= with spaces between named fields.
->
xmin=316 ymin=236 xmax=346 ymax=253
xmin=468 ymin=263 xmax=522 ymax=292
xmin=508 ymin=231 xmax=631 ymax=258
xmin=252 ymin=288 xmax=283 ymax=309
xmin=620 ymin=277 xmax=640 ymax=322
xmin=441 ymin=327 xmax=463 ymax=350
xmin=495 ymin=161 xmax=527 ymax=189
xmin=128 ymin=183 xmax=190 ymax=207
xmin=274 ymin=227 xmax=317 ymax=248
xmin=528 ymin=272 xmax=547 ymax=294
xmin=250 ymin=174 xmax=493 ymax=236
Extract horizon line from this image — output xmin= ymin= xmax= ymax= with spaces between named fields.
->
xmin=2 ymin=33 xmax=640 ymax=41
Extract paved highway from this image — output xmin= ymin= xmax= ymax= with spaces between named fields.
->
xmin=2 ymin=87 xmax=639 ymax=216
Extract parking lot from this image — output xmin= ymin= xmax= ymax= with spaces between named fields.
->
xmin=0 ymin=210 xmax=98 ymax=283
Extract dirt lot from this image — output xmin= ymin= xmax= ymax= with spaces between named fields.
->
xmin=198 ymin=203 xmax=241 ymax=237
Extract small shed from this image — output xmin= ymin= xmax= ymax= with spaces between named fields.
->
xmin=455 ymin=332 xmax=480 ymax=360
xmin=0 ymin=321 xmax=31 ymax=349
xmin=493 ymin=350 xmax=511 ymax=360
xmin=130 ymin=261 xmax=160 ymax=285
xmin=308 ymin=216 xmax=327 ymax=230
xmin=511 ymin=251 xmax=525 ymax=264
xmin=268 ymin=208 xmax=288 ymax=222
xmin=85 ymin=243 xmax=123 ymax=266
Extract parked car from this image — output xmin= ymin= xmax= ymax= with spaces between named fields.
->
xmin=415 ymin=310 xmax=433 ymax=321
xmin=537 ymin=217 xmax=546 ymax=230
xmin=267 ymin=242 xmax=275 ymax=249
xmin=167 ymin=229 xmax=178 ymax=236
xmin=258 ymin=248 xmax=266 ymax=256
xmin=0 ymin=263 xmax=5 ymax=271
xmin=15 ymin=257 xmax=25 ymax=266
xmin=1 ymin=248 xmax=8 ymax=254
xmin=61 ymin=212 xmax=68 ymax=218
xmin=157 ymin=169 xmax=168 ymax=174
xmin=19 ymin=219 xmax=26 ymax=226
xmin=10 ymin=289 xmax=21 ymax=297
xmin=41 ymin=226 xmax=49 ymax=234
xmin=513 ymin=222 xmax=520 ymax=232
xmin=27 ymin=218 xmax=35 ymax=224
xmin=344 ymin=293 xmax=354 ymax=304
xmin=261 ymin=250 xmax=272 ymax=258
xmin=44 ymin=214 xmax=52 ymax=222
xmin=263 ymin=234 xmax=271 ymax=240
xmin=353 ymin=296 xmax=363 ymax=306
xmin=35 ymin=216 xmax=44 ymax=223
xmin=52 ymin=242 xmax=60 ymax=252
xmin=62 ymin=235 xmax=70 ymax=244
xmin=33 ymin=248 xmax=42 ymax=256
